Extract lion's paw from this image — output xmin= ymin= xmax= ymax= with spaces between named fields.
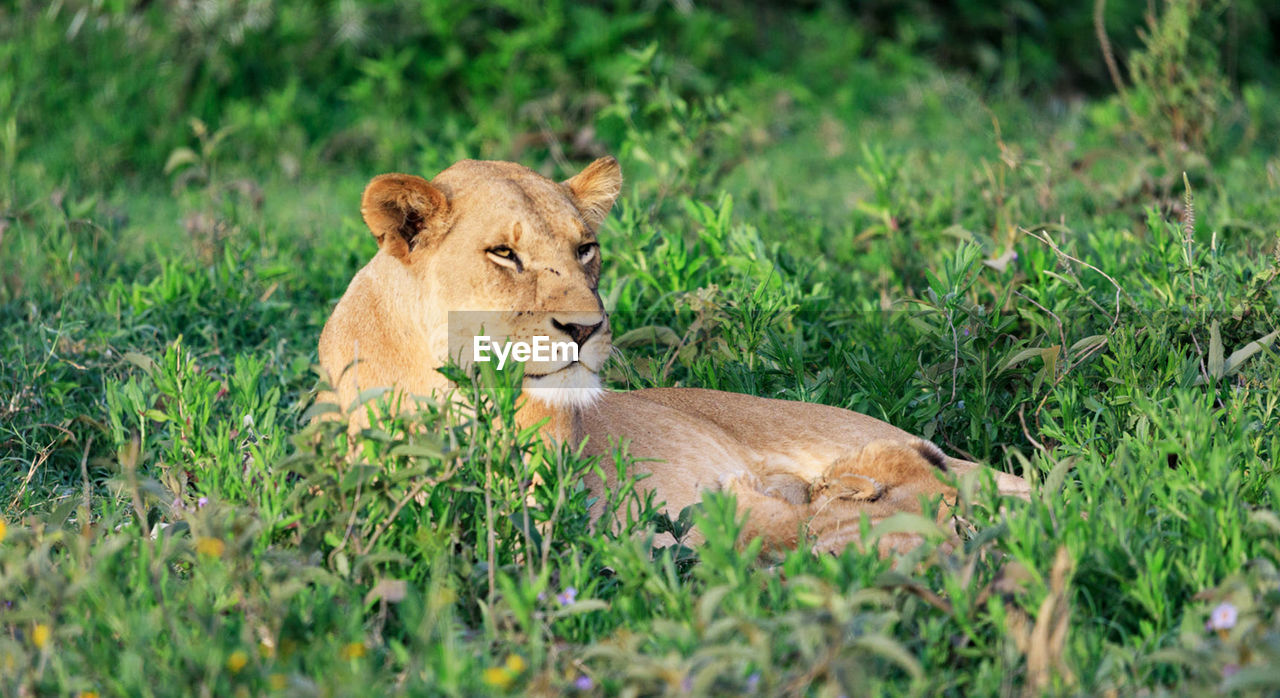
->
xmin=809 ymin=459 xmax=886 ymax=504
xmin=810 ymin=440 xmax=946 ymax=504
xmin=717 ymin=471 xmax=763 ymax=494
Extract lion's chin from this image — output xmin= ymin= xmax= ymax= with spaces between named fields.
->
xmin=522 ymin=364 xmax=604 ymax=409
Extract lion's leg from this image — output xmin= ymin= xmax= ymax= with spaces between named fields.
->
xmin=716 ymin=440 xmax=1021 ymax=557
xmin=757 ymin=472 xmax=810 ymax=505
xmin=718 ymin=473 xmax=811 ymax=554
xmin=946 ymin=458 xmax=1032 ymax=500
xmin=718 ymin=440 xmax=955 ymax=556
xmin=805 ymin=440 xmax=959 ymax=556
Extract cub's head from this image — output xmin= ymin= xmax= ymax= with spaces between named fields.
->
xmin=358 ymin=157 xmax=622 ymax=408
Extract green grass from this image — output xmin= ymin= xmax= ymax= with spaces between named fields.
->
xmin=3 ymin=1 xmax=1280 ymax=695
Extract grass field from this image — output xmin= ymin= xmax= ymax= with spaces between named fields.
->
xmin=2 ymin=1 xmax=1280 ymax=695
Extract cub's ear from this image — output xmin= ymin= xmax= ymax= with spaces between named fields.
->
xmin=361 ymin=173 xmax=450 ymax=259
xmin=562 ymin=156 xmax=622 ymax=229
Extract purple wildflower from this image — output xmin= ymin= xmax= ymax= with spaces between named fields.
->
xmin=1206 ymin=602 xmax=1238 ymax=631
xmin=197 ymin=496 xmax=208 ymax=509
xmin=746 ymin=672 xmax=760 ymax=691
xmin=573 ymin=675 xmax=594 ymax=691
xmin=556 ymin=587 xmax=578 ymax=606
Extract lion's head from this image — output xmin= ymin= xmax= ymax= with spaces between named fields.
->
xmin=319 ymin=157 xmax=623 ymax=415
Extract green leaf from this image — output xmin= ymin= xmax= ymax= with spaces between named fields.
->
xmin=1223 ymin=327 xmax=1278 ymax=376
xmin=143 ymin=409 xmax=169 ymax=423
xmin=866 ymin=512 xmax=946 ymax=544
xmin=358 ymin=428 xmax=394 ymax=443
xmin=1001 ymin=346 xmax=1046 ymax=373
xmin=1223 ymin=665 xmax=1280 ymax=691
xmin=1069 ymin=334 xmax=1108 ymax=355
xmin=47 ymin=498 xmax=80 ymax=529
xmin=1207 ymin=320 xmax=1225 ymax=379
xmin=1032 ymin=345 xmax=1060 ymax=393
xmin=351 ymin=387 xmax=391 ymax=411
xmin=696 ymin=585 xmax=733 ymax=625
xmin=300 ymin=402 xmax=342 ymax=423
xmin=340 ymin=464 xmax=381 ymax=490
xmin=849 ymin=635 xmax=923 ymax=679
xmin=508 ymin=511 xmax=544 ymax=551
xmin=122 ymin=351 xmax=156 ymax=374
xmin=1042 ymin=456 xmax=1076 ymax=498
xmin=923 ymin=269 xmax=946 ymax=299
xmin=163 ymin=147 xmax=199 ymax=174
xmin=389 ymin=442 xmax=445 ymax=459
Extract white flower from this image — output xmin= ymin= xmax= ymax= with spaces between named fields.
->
xmin=1206 ymin=602 xmax=1237 ymax=631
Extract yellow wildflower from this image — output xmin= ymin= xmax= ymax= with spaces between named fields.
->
xmin=504 ymin=654 xmax=527 ymax=674
xmin=482 ymin=666 xmax=513 ymax=690
xmin=79 ymin=692 xmax=100 ymax=698
xmin=226 ymin=649 xmax=248 ymax=673
xmin=31 ymin=624 xmax=50 ymax=649
xmin=340 ymin=642 xmax=366 ymax=660
xmin=0 ymin=518 xmax=7 ymax=542
xmin=196 ymin=537 xmax=225 ymax=557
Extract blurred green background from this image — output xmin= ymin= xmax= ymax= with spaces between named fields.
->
xmin=5 ymin=0 xmax=1278 ymax=187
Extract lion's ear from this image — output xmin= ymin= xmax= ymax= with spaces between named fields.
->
xmin=361 ymin=173 xmax=450 ymax=260
xmin=563 ymin=156 xmax=622 ymax=229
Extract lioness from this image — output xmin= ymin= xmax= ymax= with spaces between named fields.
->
xmin=318 ymin=157 xmax=1029 ymax=553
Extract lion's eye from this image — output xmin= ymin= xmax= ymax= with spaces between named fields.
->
xmin=577 ymin=243 xmax=597 ymax=263
xmin=486 ymin=245 xmax=523 ymax=271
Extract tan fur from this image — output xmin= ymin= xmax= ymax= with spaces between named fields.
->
xmin=318 ymin=157 xmax=1031 ymax=555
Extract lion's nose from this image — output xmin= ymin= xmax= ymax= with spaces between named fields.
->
xmin=551 ymin=318 xmax=603 ymax=346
